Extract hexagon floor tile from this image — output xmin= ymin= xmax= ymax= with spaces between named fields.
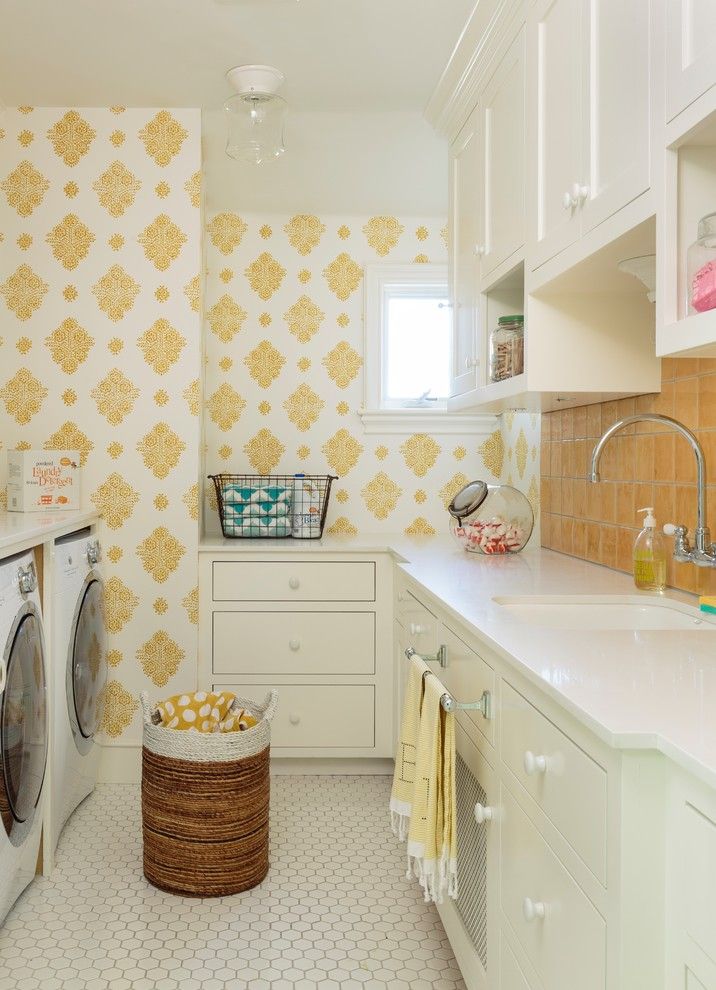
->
xmin=0 ymin=776 xmax=466 ymax=989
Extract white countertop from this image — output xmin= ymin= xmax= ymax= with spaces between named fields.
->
xmin=200 ymin=531 xmax=716 ymax=789
xmin=0 ymin=509 xmax=100 ymax=556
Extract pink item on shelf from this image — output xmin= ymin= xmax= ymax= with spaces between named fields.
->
xmin=691 ymin=259 xmax=716 ymax=313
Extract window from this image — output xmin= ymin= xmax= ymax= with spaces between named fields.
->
xmin=364 ymin=263 xmax=450 ymax=413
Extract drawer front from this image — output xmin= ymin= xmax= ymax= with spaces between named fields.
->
xmin=683 ymin=800 xmax=716 ymax=963
xmin=212 ymin=560 xmax=376 ymax=602
xmin=500 ymin=936 xmax=534 ymax=990
xmin=441 ymin=623 xmax=496 ymax=746
xmin=501 ymin=681 xmax=607 ymax=883
xmin=213 ymin=611 xmax=375 ymax=675
xmin=500 ymin=786 xmax=606 ymax=990
xmin=213 ymin=683 xmax=375 ymax=749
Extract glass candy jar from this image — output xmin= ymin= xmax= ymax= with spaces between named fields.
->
xmin=448 ymin=481 xmax=533 ymax=555
xmin=688 ymin=212 xmax=716 ymax=315
xmin=489 ymin=315 xmax=524 ymax=382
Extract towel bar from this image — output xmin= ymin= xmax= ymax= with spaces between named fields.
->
xmin=405 ymin=647 xmax=492 ymax=719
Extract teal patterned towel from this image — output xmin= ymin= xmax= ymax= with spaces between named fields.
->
xmin=221 ymin=483 xmax=292 ymax=537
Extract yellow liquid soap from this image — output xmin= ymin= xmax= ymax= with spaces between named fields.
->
xmin=633 ymin=555 xmax=667 ymax=592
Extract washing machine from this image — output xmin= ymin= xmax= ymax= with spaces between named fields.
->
xmin=51 ymin=530 xmax=105 ymax=857
xmin=0 ymin=549 xmax=47 ymax=924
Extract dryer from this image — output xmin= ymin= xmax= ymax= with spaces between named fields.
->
xmin=51 ymin=530 xmax=106 ymax=857
xmin=0 ymin=549 xmax=47 ymax=924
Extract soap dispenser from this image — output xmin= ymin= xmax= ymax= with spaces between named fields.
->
xmin=633 ymin=507 xmax=666 ymax=592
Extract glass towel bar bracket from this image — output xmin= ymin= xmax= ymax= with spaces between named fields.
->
xmin=404 ymin=646 xmax=492 ymax=719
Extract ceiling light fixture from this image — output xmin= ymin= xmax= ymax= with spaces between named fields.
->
xmin=224 ymin=64 xmax=287 ymax=165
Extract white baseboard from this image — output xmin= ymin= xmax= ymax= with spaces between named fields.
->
xmin=98 ymin=745 xmax=394 ymax=784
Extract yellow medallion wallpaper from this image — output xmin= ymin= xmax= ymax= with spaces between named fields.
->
xmin=0 ymin=108 xmax=202 ymax=744
xmin=203 ymin=212 xmax=540 ymax=537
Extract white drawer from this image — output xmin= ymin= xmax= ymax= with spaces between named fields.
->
xmin=441 ymin=623 xmax=496 ymax=747
xmin=500 ymin=786 xmax=606 ymax=990
xmin=500 ymin=935 xmax=534 ymax=990
xmin=213 ymin=683 xmax=375 ymax=749
xmin=683 ymin=799 xmax=716 ymax=964
xmin=213 ymin=611 xmax=375 ymax=675
xmin=501 ymin=681 xmax=607 ymax=884
xmin=212 ymin=560 xmax=375 ymax=602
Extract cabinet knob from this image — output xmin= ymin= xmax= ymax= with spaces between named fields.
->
xmin=397 ymin=592 xmax=406 ymax=603
xmin=289 ymin=638 xmax=301 ymax=652
xmin=473 ymin=244 xmax=485 ymax=256
xmin=464 ymin=356 xmax=478 ymax=370
xmin=573 ymin=182 xmax=589 ymax=205
xmin=562 ymin=190 xmax=576 ymax=210
xmin=409 ymin=622 xmax=426 ymax=636
xmin=473 ymin=803 xmax=493 ymax=824
xmin=523 ymin=750 xmax=548 ymax=775
xmin=288 ymin=576 xmax=300 ymax=590
xmin=289 ymin=712 xmax=301 ymax=726
xmin=522 ymin=897 xmax=546 ymax=922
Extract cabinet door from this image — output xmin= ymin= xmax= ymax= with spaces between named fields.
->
xmin=480 ymin=26 xmax=526 ymax=279
xmin=529 ymin=0 xmax=582 ymax=268
xmin=449 ymin=108 xmax=482 ymax=396
xmin=666 ymin=0 xmax=716 ymax=121
xmin=579 ymin=0 xmax=650 ymax=234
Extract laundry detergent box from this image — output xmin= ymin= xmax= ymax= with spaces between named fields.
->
xmin=7 ymin=450 xmax=81 ymax=511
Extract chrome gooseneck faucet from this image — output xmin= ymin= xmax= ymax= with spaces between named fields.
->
xmin=589 ymin=413 xmax=716 ymax=568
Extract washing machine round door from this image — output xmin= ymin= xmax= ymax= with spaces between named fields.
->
xmin=0 ymin=603 xmax=47 ymax=846
xmin=68 ymin=576 xmax=106 ymax=753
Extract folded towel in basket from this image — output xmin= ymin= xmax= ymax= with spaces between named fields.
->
xmin=153 ymin=690 xmax=258 ymax=733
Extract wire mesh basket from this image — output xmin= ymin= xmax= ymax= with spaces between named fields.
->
xmin=209 ymin=474 xmax=337 ymax=539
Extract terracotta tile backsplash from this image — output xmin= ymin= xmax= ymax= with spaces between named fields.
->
xmin=541 ymin=358 xmax=716 ymax=595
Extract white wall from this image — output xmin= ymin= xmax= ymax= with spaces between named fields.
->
xmin=203 ymin=109 xmax=449 ymax=216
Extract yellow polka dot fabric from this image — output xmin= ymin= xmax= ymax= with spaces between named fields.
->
xmin=155 ymin=690 xmax=258 ymax=733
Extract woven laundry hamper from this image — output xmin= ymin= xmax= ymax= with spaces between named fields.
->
xmin=140 ymin=689 xmax=278 ymax=897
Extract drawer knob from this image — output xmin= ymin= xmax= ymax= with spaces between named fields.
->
xmin=397 ymin=592 xmax=406 ymax=603
xmin=523 ymin=750 xmax=548 ymax=776
xmin=522 ymin=897 xmax=546 ymax=922
xmin=409 ymin=622 xmax=426 ymax=636
xmin=288 ymin=576 xmax=300 ymax=590
xmin=289 ymin=638 xmax=301 ymax=652
xmin=289 ymin=712 xmax=301 ymax=725
xmin=473 ymin=803 xmax=493 ymax=824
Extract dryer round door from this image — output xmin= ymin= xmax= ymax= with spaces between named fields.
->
xmin=0 ymin=602 xmax=48 ymax=846
xmin=67 ymin=575 xmax=106 ymax=755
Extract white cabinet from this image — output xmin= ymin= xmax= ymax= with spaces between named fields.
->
xmin=666 ymin=0 xmax=716 ymax=122
xmin=449 ymin=108 xmax=482 ymax=397
xmin=580 ymin=0 xmax=651 ymax=234
xmin=530 ymin=0 xmax=582 ymax=268
xmin=480 ymin=26 xmax=526 ymax=280
xmin=530 ymin=0 xmax=650 ymax=267
xmin=199 ymin=551 xmax=393 ymax=758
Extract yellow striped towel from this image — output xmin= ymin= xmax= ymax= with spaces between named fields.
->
xmin=389 ymin=653 xmax=429 ymax=839
xmin=406 ymin=675 xmax=458 ymax=904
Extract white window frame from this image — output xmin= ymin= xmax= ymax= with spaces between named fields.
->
xmin=360 ymin=263 xmax=495 ymax=435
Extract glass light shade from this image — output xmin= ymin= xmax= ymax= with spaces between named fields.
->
xmin=224 ymin=93 xmax=286 ymax=165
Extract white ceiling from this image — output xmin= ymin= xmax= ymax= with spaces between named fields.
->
xmin=0 ymin=0 xmax=474 ymax=112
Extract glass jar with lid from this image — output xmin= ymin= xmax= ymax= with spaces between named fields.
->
xmin=489 ymin=315 xmax=524 ymax=383
xmin=447 ymin=480 xmax=533 ymax=555
xmin=687 ymin=212 xmax=716 ymax=315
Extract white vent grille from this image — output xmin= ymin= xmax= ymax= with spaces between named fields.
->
xmin=455 ymin=752 xmax=488 ymax=970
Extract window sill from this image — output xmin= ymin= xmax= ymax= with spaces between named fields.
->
xmin=357 ymin=408 xmax=499 ymax=435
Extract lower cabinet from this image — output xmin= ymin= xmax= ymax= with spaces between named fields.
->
xmin=199 ymin=550 xmax=393 ymax=758
xmin=500 ymin=785 xmax=606 ymax=990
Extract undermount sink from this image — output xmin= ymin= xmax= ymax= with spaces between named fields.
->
xmin=492 ymin=595 xmax=716 ymax=631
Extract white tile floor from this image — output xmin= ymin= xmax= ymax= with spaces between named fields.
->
xmin=0 ymin=776 xmax=466 ymax=990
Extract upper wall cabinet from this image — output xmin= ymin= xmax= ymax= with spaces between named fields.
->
xmin=666 ymin=0 xmax=716 ymax=123
xmin=479 ymin=26 xmax=526 ymax=283
xmin=529 ymin=0 xmax=651 ymax=269
xmin=449 ymin=108 xmax=482 ymax=397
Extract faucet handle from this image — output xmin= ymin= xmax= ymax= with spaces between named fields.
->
xmin=663 ymin=523 xmax=684 ymax=537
